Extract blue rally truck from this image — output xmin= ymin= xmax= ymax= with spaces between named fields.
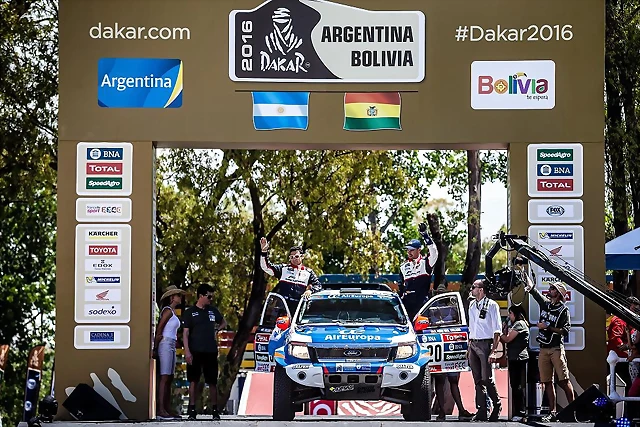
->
xmin=253 ymin=286 xmax=469 ymax=421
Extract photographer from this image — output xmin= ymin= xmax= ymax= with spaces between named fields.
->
xmin=522 ymin=272 xmax=575 ymax=423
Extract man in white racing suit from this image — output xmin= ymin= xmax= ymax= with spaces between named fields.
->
xmin=260 ymin=237 xmax=322 ymax=315
xmin=399 ymin=222 xmax=439 ymax=319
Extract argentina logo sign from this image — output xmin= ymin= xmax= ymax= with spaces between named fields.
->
xmin=228 ymin=0 xmax=425 ymax=83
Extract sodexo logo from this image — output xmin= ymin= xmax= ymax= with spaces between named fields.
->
xmin=85 ymin=304 xmax=121 ymax=317
xmin=98 ymin=58 xmax=183 ymax=108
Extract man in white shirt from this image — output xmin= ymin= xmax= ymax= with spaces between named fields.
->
xmin=468 ymin=279 xmax=502 ymax=421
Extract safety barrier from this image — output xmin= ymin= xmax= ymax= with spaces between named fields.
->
xmin=607 ymin=350 xmax=640 ymax=402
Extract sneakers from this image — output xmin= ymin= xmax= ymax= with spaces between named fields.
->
xmin=540 ymin=412 xmax=557 ymax=423
xmin=211 ymin=409 xmax=221 ymax=421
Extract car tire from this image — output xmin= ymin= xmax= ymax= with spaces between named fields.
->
xmin=273 ymin=365 xmax=296 ymax=421
xmin=402 ymin=366 xmax=432 ymax=421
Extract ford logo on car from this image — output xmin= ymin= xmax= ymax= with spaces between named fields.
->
xmin=344 ymin=349 xmax=361 ymax=357
xmin=546 ymin=205 xmax=565 ymax=216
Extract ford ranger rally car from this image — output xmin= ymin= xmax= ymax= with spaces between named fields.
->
xmin=253 ymin=286 xmax=470 ymax=421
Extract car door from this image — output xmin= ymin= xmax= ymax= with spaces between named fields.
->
xmin=414 ymin=292 xmax=470 ymax=374
xmin=253 ymin=292 xmax=290 ymax=373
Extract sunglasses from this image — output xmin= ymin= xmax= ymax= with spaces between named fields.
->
xmin=206 ymin=294 xmax=213 ymax=299
xmin=289 ymin=254 xmax=303 ymax=259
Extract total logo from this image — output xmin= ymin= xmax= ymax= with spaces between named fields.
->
xmin=537 ymin=178 xmax=573 ymax=191
xmin=87 ymin=148 xmax=123 ymax=160
xmin=86 ymin=162 xmax=123 ymax=175
xmin=84 ymin=304 xmax=121 ymax=317
xmin=86 ymin=244 xmax=119 ymax=256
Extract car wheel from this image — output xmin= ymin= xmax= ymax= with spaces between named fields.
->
xmin=273 ymin=365 xmax=296 ymax=421
xmin=402 ymin=366 xmax=432 ymax=421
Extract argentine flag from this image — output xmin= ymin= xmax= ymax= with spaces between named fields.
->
xmin=252 ymin=92 xmax=310 ymax=130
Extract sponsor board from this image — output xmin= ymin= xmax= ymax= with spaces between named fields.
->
xmin=528 ymin=226 xmax=584 ymax=275
xmin=76 ymin=198 xmax=132 ymax=223
xmin=527 ymin=144 xmax=583 ymax=197
xmin=76 ymin=142 xmax=133 ymax=196
xmin=75 ymin=224 xmax=131 ymax=323
xmin=229 ymin=0 xmax=425 ymax=83
xmin=84 ymin=288 xmax=122 ymax=302
xmin=529 ymin=326 xmax=585 ymax=351
xmin=470 ymin=60 xmax=555 ymax=110
xmin=74 ymin=326 xmax=131 ymax=350
xmin=528 ymin=199 xmax=583 ymax=224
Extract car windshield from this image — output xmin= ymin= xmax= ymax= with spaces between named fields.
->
xmin=296 ymin=295 xmax=407 ymax=325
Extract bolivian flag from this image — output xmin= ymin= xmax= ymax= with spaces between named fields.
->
xmin=343 ymin=92 xmax=401 ymax=131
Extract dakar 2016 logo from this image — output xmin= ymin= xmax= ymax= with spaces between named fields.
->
xmin=260 ymin=8 xmax=307 ymax=73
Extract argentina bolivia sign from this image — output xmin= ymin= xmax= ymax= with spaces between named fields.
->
xmin=229 ymin=0 xmax=425 ymax=83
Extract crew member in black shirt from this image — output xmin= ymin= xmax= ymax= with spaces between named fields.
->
xmin=523 ymin=271 xmax=575 ymax=422
xmin=182 ymin=283 xmax=227 ymax=421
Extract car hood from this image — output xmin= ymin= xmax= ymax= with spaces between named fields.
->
xmin=291 ymin=324 xmax=413 ymax=345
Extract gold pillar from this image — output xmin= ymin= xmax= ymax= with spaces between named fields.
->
xmin=508 ymin=142 xmax=606 ymax=392
xmin=55 ymin=140 xmax=156 ymax=420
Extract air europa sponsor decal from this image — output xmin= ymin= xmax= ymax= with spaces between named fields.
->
xmin=87 ymin=148 xmax=123 ymax=160
xmin=325 ymin=334 xmax=381 ymax=341
xmin=86 ymin=244 xmax=120 ymax=256
xmin=86 ymin=162 xmax=123 ymax=175
xmin=537 ymin=178 xmax=573 ymax=191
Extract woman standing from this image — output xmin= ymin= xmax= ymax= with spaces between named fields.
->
xmin=499 ymin=304 xmax=530 ymax=421
xmin=154 ymin=285 xmax=186 ymax=420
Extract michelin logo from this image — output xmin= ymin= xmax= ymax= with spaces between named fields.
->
xmin=538 ymin=232 xmax=574 ymax=240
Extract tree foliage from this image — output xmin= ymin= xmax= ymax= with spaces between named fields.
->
xmin=0 ymin=1 xmax=58 ymax=425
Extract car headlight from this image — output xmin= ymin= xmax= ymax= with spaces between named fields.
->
xmin=396 ymin=341 xmax=417 ymax=359
xmin=289 ymin=342 xmax=310 ymax=359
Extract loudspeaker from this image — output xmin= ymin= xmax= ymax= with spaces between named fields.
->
xmin=62 ymin=383 xmax=121 ymax=421
xmin=556 ymin=384 xmax=615 ymax=423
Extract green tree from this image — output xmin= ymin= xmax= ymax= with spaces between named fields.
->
xmin=0 ymin=1 xmax=58 ymax=425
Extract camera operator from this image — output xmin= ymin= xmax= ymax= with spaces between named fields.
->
xmin=522 ymin=271 xmax=575 ymax=423
xmin=468 ymin=279 xmax=502 ymax=421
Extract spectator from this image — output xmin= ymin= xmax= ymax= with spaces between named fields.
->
xmin=523 ymin=274 xmax=574 ymax=422
xmin=499 ymin=304 xmax=529 ymax=421
xmin=182 ymin=283 xmax=227 ymax=420
xmin=153 ymin=285 xmax=186 ymax=420
xmin=608 ymin=297 xmax=640 ymax=393
xmin=468 ymin=279 xmax=502 ymax=421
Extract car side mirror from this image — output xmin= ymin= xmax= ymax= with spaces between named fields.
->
xmin=276 ymin=316 xmax=290 ymax=330
xmin=414 ymin=315 xmax=430 ymax=331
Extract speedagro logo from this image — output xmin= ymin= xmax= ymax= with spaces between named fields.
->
xmin=86 ymin=178 xmax=123 ymax=190
xmin=537 ymin=149 xmax=573 ymax=161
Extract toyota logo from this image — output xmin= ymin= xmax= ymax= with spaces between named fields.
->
xmin=344 ymin=349 xmax=361 ymax=357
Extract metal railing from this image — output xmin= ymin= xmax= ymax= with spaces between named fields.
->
xmin=607 ymin=350 xmax=640 ymax=402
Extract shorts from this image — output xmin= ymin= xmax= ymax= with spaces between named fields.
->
xmin=186 ymin=351 xmax=218 ymax=385
xmin=158 ymin=337 xmax=177 ymax=376
xmin=538 ymin=346 xmax=570 ymax=383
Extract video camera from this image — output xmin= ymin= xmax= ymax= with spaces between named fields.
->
xmin=483 ymin=232 xmax=528 ymax=299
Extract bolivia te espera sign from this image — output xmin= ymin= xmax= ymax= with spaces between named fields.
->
xmin=229 ymin=0 xmax=425 ymax=83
